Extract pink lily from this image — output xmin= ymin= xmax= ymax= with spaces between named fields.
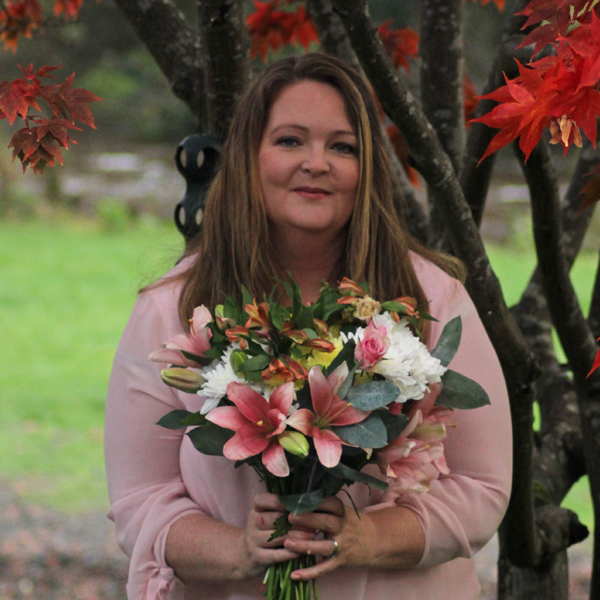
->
xmin=149 ymin=305 xmax=212 ymax=367
xmin=205 ymin=381 xmax=295 ymax=477
xmin=286 ymin=365 xmax=369 ymax=468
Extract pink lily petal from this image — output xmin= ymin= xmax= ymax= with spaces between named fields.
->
xmin=262 ymin=440 xmax=290 ymax=477
xmin=308 ymin=367 xmax=334 ymax=418
xmin=266 ymin=408 xmax=287 ymax=437
xmin=148 ymin=347 xmax=200 ymax=367
xmin=223 ymin=431 xmax=269 ymax=461
xmin=268 ymin=382 xmax=295 ymax=416
xmin=192 ymin=327 xmax=212 ymax=354
xmin=192 ymin=305 xmax=213 ymax=329
xmin=411 ymin=421 xmax=447 ymax=443
xmin=407 ymin=383 xmax=442 ymax=419
xmin=205 ymin=406 xmax=247 ymax=431
xmin=286 ymin=409 xmax=315 ymax=436
xmin=226 ymin=382 xmax=270 ymax=424
xmin=326 ymin=363 xmax=349 ymax=395
xmin=327 ymin=402 xmax=369 ymax=427
xmin=313 ymin=427 xmax=342 ymax=468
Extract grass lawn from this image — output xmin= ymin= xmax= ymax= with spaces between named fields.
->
xmin=0 ymin=214 xmax=595 ymax=533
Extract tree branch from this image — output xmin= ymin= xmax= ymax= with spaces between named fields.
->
xmin=517 ymin=139 xmax=600 ymax=593
xmin=113 ymin=0 xmax=206 ymax=125
xmin=459 ymin=0 xmax=529 ymax=227
xmin=420 ymin=0 xmax=464 ymax=247
xmin=331 ymin=0 xmax=539 ymax=566
xmin=197 ymin=0 xmax=250 ymax=140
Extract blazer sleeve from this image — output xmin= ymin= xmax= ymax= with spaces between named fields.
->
xmin=105 ymin=288 xmax=205 ymax=600
xmin=389 ymin=268 xmax=513 ymax=568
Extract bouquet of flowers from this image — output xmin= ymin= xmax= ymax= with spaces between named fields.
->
xmin=150 ymin=277 xmax=489 ymax=600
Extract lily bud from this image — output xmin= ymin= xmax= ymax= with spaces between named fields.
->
xmin=278 ymin=431 xmax=309 ymax=458
xmin=230 ymin=349 xmax=248 ymax=374
xmin=160 ymin=368 xmax=205 ymax=393
xmin=215 ymin=304 xmax=225 ymax=319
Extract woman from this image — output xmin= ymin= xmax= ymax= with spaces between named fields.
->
xmin=105 ymin=53 xmax=512 ymax=600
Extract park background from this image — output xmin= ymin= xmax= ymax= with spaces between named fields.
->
xmin=0 ymin=0 xmax=596 ymax=597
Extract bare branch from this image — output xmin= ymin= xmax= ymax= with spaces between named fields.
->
xmin=420 ymin=0 xmax=464 ymax=173
xmin=459 ymin=0 xmax=529 ymax=227
xmin=197 ymin=0 xmax=250 ymax=140
xmin=113 ymin=0 xmax=206 ymax=125
xmin=331 ymin=0 xmax=540 ymax=567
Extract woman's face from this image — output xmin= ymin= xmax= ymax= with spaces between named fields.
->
xmin=258 ymin=80 xmax=360 ymax=241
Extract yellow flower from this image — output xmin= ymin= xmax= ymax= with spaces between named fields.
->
xmin=305 ymin=335 xmax=344 ymax=370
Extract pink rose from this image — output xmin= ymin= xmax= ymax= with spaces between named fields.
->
xmin=355 ymin=323 xmax=390 ymax=369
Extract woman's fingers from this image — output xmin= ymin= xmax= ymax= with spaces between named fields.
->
xmin=253 ymin=492 xmax=286 ymax=512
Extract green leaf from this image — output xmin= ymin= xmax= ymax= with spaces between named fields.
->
xmin=269 ymin=304 xmax=288 ymax=331
xmin=302 ymin=328 xmax=318 ymax=339
xmin=157 ymin=409 xmax=205 ymax=429
xmin=378 ymin=410 xmax=409 ymax=442
xmin=242 ymin=286 xmax=253 ymax=308
xmin=332 ymin=413 xmax=388 ymax=448
xmin=324 ymin=340 xmax=356 ymax=377
xmin=436 ymin=370 xmax=490 ymax=409
xmin=180 ymin=349 xmax=214 ymax=367
xmin=279 ymin=489 xmax=325 ymax=514
xmin=241 ymin=353 xmax=270 ymax=373
xmin=296 ymin=305 xmax=315 ymax=330
xmin=380 ymin=300 xmax=406 ymax=312
xmin=268 ymin=513 xmax=292 ymax=542
xmin=223 ymin=296 xmax=242 ymax=322
xmin=346 ymin=381 xmax=400 ymax=410
xmin=186 ymin=422 xmax=234 ymax=456
xmin=326 ymin=463 xmax=388 ymax=490
xmin=430 ymin=316 xmax=462 ymax=367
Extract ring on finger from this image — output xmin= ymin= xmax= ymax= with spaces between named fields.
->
xmin=325 ymin=537 xmax=339 ymax=558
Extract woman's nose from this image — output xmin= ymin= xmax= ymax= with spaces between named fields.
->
xmin=301 ymin=145 xmax=330 ymax=175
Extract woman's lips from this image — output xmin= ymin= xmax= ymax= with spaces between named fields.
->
xmin=293 ymin=187 xmax=332 ymax=199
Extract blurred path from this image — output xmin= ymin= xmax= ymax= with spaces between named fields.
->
xmin=0 ymin=480 xmax=592 ymax=599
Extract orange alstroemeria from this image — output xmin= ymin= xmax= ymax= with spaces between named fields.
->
xmin=394 ymin=296 xmax=419 ymax=318
xmin=338 ymin=277 xmax=367 ymax=297
xmin=226 ymin=325 xmax=249 ymax=350
xmin=245 ymin=300 xmax=271 ymax=330
xmin=301 ymin=338 xmax=335 ymax=353
xmin=262 ymin=357 xmax=308 ymax=383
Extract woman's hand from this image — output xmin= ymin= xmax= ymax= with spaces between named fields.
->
xmin=237 ymin=493 xmax=313 ymax=579
xmin=282 ymin=497 xmax=425 ymax=581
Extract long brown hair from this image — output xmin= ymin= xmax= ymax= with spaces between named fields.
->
xmin=170 ymin=53 xmax=463 ymax=337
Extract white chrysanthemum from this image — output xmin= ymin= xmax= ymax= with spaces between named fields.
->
xmin=369 ymin=313 xmax=446 ymax=402
xmin=198 ymin=346 xmax=247 ymax=413
xmin=342 ymin=313 xmax=444 ymax=403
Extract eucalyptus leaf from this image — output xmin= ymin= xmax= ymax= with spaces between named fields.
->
xmin=378 ymin=410 xmax=409 ymax=442
xmin=431 ymin=316 xmax=462 ymax=367
xmin=279 ymin=489 xmax=325 ymax=514
xmin=346 ymin=381 xmax=400 ymax=410
xmin=436 ymin=370 xmax=491 ymax=409
xmin=332 ymin=412 xmax=388 ymax=448
xmin=326 ymin=463 xmax=388 ymax=490
xmin=337 ymin=363 xmax=358 ymax=400
xmin=186 ymin=422 xmax=234 ymax=456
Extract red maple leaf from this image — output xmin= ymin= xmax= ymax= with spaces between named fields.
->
xmin=246 ymin=1 xmax=317 ymax=61
xmin=0 ymin=0 xmax=42 ymax=51
xmin=51 ymin=73 xmax=101 ymax=127
xmin=473 ymin=0 xmax=506 ymax=11
xmin=473 ymin=19 xmax=600 ymax=163
xmin=387 ymin=124 xmax=420 ymax=188
xmin=377 ymin=21 xmax=419 ymax=73
xmin=463 ymin=74 xmax=479 ymax=124
xmin=53 ymin=0 xmax=82 ymax=17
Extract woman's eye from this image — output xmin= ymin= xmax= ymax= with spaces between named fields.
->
xmin=276 ymin=137 xmax=300 ymax=148
xmin=332 ymin=142 xmax=357 ymax=155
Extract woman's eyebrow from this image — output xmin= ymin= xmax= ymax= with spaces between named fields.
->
xmin=269 ymin=124 xmax=357 ymax=136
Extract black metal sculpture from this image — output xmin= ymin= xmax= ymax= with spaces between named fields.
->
xmin=174 ymin=133 xmax=221 ymax=246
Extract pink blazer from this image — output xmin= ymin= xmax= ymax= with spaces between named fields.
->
xmin=105 ymin=253 xmax=512 ymax=600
